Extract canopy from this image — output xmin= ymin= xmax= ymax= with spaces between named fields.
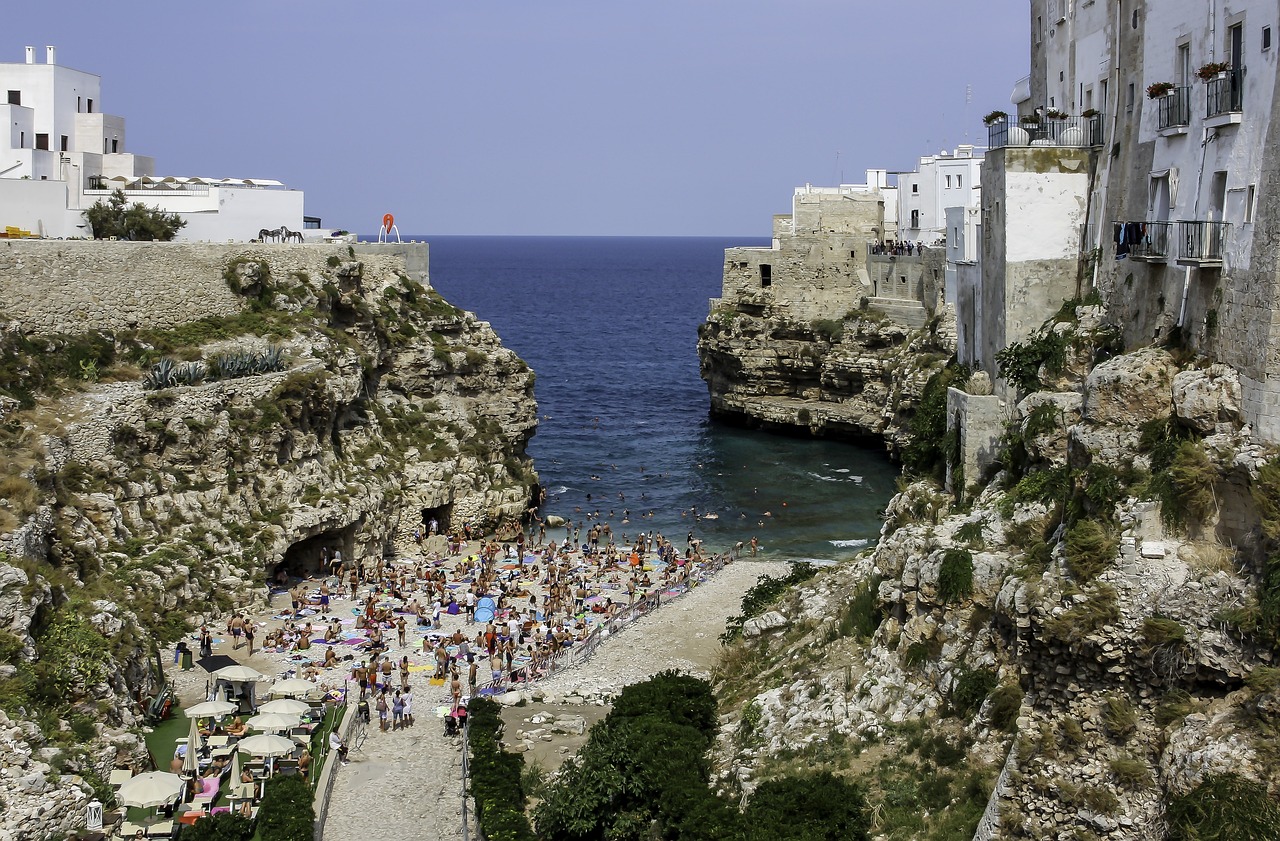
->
xmin=116 ymin=772 xmax=185 ymax=809
xmin=184 ymin=700 xmax=237 ymax=719
xmin=258 ymin=698 xmax=310 ymax=716
xmin=213 ymin=665 xmax=265 ymax=683
xmin=236 ymin=734 xmax=297 ymax=758
xmin=268 ymin=678 xmax=317 ymax=698
xmin=245 ymin=712 xmax=300 ymax=732
xmin=182 ymin=717 xmax=200 ymax=775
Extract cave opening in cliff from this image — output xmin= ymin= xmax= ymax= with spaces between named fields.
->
xmin=421 ymin=504 xmax=453 ymax=535
xmin=276 ymin=523 xmax=358 ymax=581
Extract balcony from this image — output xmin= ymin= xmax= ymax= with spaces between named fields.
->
xmin=1205 ymin=68 xmax=1244 ymax=126
xmin=1157 ymin=87 xmax=1192 ymax=133
xmin=987 ymin=114 xmax=1104 ymax=149
xmin=1176 ymin=221 xmax=1228 ymax=267
xmin=1129 ymin=221 xmax=1171 ymax=261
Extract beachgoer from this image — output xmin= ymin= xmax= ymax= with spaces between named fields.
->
xmin=376 ymin=692 xmax=389 ymax=732
xmin=329 ymin=730 xmax=348 ymax=764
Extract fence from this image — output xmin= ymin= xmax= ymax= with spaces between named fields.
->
xmin=311 ymin=688 xmax=353 ymax=841
xmin=459 ymin=552 xmax=734 ymax=701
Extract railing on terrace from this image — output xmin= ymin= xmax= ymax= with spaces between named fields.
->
xmin=1206 ymin=68 xmax=1244 ymax=119
xmin=1127 ymin=221 xmax=1171 ymax=260
xmin=986 ymin=114 xmax=1104 ymax=150
xmin=1176 ymin=220 xmax=1228 ymax=265
xmin=1158 ymin=87 xmax=1193 ymax=130
xmin=84 ymin=186 xmax=210 ymax=197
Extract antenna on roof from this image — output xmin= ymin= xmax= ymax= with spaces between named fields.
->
xmin=964 ymin=84 xmax=973 ymax=141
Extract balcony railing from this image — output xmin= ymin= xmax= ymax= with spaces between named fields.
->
xmin=1129 ymin=221 xmax=1171 ymax=260
xmin=1206 ymin=68 xmax=1244 ymax=119
xmin=1157 ymin=87 xmax=1192 ymax=130
xmin=1176 ymin=221 xmax=1228 ymax=266
xmin=987 ymin=114 xmax=1104 ymax=150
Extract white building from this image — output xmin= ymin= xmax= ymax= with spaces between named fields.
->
xmin=895 ymin=146 xmax=984 ymax=244
xmin=0 ymin=46 xmax=309 ymax=242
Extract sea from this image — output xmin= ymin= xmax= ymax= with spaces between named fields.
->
xmin=398 ymin=236 xmax=898 ymax=563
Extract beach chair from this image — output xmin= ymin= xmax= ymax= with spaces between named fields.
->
xmin=118 ymin=821 xmax=145 ymax=838
xmin=147 ymin=819 xmax=175 ymax=838
xmin=109 ymin=768 xmax=134 ymax=786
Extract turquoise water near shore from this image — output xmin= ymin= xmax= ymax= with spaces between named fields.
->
xmin=417 ymin=236 xmax=898 ymax=562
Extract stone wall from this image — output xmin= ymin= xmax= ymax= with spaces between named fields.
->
xmin=0 ymin=241 xmax=428 ymax=335
xmin=867 ymin=247 xmax=945 ymax=307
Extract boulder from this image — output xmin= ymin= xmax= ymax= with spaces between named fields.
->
xmin=1172 ymin=364 xmax=1241 ymax=433
xmin=742 ymin=611 xmax=789 ymax=637
xmin=1082 ymin=348 xmax=1177 ymax=428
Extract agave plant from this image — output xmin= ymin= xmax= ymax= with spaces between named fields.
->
xmin=142 ymin=358 xmax=178 ymax=390
xmin=174 ymin=361 xmax=207 ymax=387
xmin=260 ymin=345 xmax=286 ymax=373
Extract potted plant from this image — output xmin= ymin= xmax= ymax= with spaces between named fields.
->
xmin=1081 ymin=108 xmax=1101 ymax=118
xmin=1146 ymin=81 xmax=1176 ymax=98
xmin=1197 ymin=61 xmax=1231 ymax=81
xmin=1045 ymin=108 xmax=1069 ymax=119
xmin=1020 ymin=113 xmax=1042 ymax=124
xmin=982 ymin=110 xmax=1008 ymax=126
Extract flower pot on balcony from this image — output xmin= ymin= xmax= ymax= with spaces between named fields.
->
xmin=1059 ymin=125 xmax=1085 ymax=147
xmin=1007 ymin=126 xmax=1030 ymax=147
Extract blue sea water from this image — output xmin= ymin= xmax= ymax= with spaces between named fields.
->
xmin=417 ymin=236 xmax=898 ymax=562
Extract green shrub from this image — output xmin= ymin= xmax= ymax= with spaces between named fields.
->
xmin=85 ymin=189 xmax=186 ymax=240
xmin=951 ymin=667 xmax=999 ymax=717
xmin=902 ymin=362 xmax=969 ymax=479
xmin=1109 ymin=756 xmax=1152 ymax=789
xmin=1042 ymin=583 xmax=1120 ymax=645
xmin=1141 ymin=616 xmax=1187 ymax=649
xmin=838 ymin=575 xmax=883 ymax=640
xmin=1167 ymin=442 xmax=1218 ymax=526
xmin=986 ymin=683 xmax=1024 ymax=732
xmin=938 ymin=549 xmax=975 ymax=602
xmin=996 ymin=327 xmax=1069 ymax=392
xmin=722 ymin=563 xmax=818 ymax=642
xmin=743 ymin=772 xmax=871 ymax=841
xmin=255 ymin=774 xmax=314 ymax=841
xmin=1167 ymin=773 xmax=1280 ymax=840
xmin=177 ymin=812 xmax=254 ymax=841
xmin=1065 ymin=519 xmax=1117 ymax=583
xmin=468 ymin=697 xmax=535 ymax=841
xmin=954 ymin=519 xmax=986 ymax=548
xmin=1100 ymin=694 xmax=1137 ymax=742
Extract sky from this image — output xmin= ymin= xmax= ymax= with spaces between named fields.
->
xmin=6 ymin=2 xmax=1030 ymax=236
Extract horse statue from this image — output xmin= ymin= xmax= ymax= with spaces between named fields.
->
xmin=257 ymin=227 xmax=283 ymax=243
xmin=280 ymin=226 xmax=304 ymax=243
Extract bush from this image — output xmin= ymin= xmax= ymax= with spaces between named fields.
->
xmin=1100 ymin=694 xmax=1137 ymax=742
xmin=255 ymin=774 xmax=313 ymax=841
xmin=84 ymin=189 xmax=186 ymax=241
xmin=467 ymin=698 xmax=534 ymax=841
xmin=1167 ymin=773 xmax=1280 ymax=840
xmin=175 ymin=812 xmax=253 ymax=841
xmin=1041 ymin=583 xmax=1120 ymax=644
xmin=609 ymin=670 xmax=717 ymax=743
xmin=743 ymin=772 xmax=871 ymax=841
xmin=1065 ymin=519 xmax=1117 ymax=583
xmin=722 ymin=563 xmax=817 ymax=642
xmin=996 ymin=328 xmax=1068 ymax=393
xmin=986 ymin=683 xmax=1024 ymax=732
xmin=838 ymin=574 xmax=883 ymax=640
xmin=951 ymin=667 xmax=999 ymax=717
xmin=902 ymin=362 xmax=969 ymax=479
xmin=1109 ymin=756 xmax=1152 ymax=789
xmin=938 ymin=549 xmax=975 ymax=602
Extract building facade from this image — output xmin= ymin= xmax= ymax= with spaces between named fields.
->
xmin=0 ymin=47 xmax=307 ymax=242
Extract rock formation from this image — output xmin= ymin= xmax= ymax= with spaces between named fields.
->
xmin=0 ymin=243 xmax=536 ymax=840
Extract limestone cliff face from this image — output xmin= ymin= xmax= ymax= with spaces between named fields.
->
xmin=711 ymin=312 xmax=1280 ymax=839
xmin=697 ymin=306 xmax=956 ymax=454
xmin=0 ymin=244 xmax=536 ymax=840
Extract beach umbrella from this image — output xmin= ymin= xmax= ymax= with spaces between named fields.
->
xmin=229 ymin=750 xmax=243 ymax=785
xmin=184 ymin=700 xmax=236 ymax=719
xmin=258 ymin=698 xmax=310 ymax=715
xmin=245 ymin=712 xmax=301 ymax=732
xmin=213 ymin=665 xmax=265 ymax=683
xmin=116 ymin=772 xmax=185 ymax=809
xmin=236 ymin=734 xmax=297 ymax=758
xmin=182 ymin=717 xmax=200 ymax=775
xmin=268 ymin=678 xmax=317 ymax=698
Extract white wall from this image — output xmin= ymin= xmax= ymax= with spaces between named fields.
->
xmin=0 ymin=179 xmax=82 ymax=237
xmin=171 ymin=187 xmax=305 ymax=243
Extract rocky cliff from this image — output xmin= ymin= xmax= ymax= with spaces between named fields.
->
xmin=0 ymin=243 xmax=536 ymax=840
xmin=697 ymin=305 xmax=956 ymax=455
xmin=711 ymin=306 xmax=1280 ymax=839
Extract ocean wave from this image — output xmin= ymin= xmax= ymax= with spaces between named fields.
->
xmin=805 ymin=472 xmax=846 ymax=483
xmin=829 ymin=538 xmax=869 ymax=548
xmin=547 ymin=485 xmax=572 ymax=496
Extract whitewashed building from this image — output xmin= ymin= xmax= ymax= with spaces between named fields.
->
xmin=895 ymin=146 xmax=984 ymax=245
xmin=0 ymin=46 xmax=308 ymax=241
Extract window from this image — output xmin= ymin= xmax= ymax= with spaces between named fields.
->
xmin=1247 ymin=184 xmax=1257 ymax=222
xmin=60 ymin=135 xmax=67 ymax=152
xmin=1036 ymin=15 xmax=1043 ymax=44
xmin=77 ymin=96 xmax=81 ymax=112
xmin=1265 ymin=27 xmax=1273 ymax=51
xmin=111 ymin=138 xmax=118 ymax=153
xmin=1126 ymin=83 xmax=1135 ymax=113
xmin=759 ymin=264 xmax=772 ymax=288
xmin=19 ymin=131 xmax=23 ymax=148
xmin=911 ymin=209 xmax=920 ymax=228
xmin=6 ymin=90 xmax=18 ymax=105
xmin=103 ymin=138 xmax=109 ymax=153
xmin=86 ymin=98 xmax=93 ymax=113
xmin=35 ymin=133 xmax=48 ymax=151
xmin=957 ymin=175 xmax=963 ymax=189
xmin=1230 ymin=23 xmax=1244 ymax=69
xmin=912 ymin=183 xmax=919 ymax=194
xmin=1178 ymin=43 xmax=1192 ymax=86
xmin=945 ymin=175 xmax=952 ymax=189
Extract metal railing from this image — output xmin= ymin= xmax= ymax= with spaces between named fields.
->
xmin=1177 ymin=220 xmax=1228 ymax=264
xmin=1206 ymin=68 xmax=1244 ymax=118
xmin=986 ymin=114 xmax=1103 ymax=149
xmin=1131 ymin=221 xmax=1171 ymax=260
xmin=1158 ymin=87 xmax=1192 ymax=130
xmin=84 ymin=186 xmax=210 ymax=197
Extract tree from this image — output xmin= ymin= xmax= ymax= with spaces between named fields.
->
xmin=743 ymin=773 xmax=871 ymax=841
xmin=255 ymin=774 xmax=314 ymax=841
xmin=84 ymin=188 xmax=186 ymax=241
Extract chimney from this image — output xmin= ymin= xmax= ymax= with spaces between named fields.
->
xmin=45 ymin=46 xmax=56 ymax=65
xmin=24 ymin=46 xmax=34 ymax=64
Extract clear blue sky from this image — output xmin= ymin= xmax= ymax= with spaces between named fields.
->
xmin=7 ymin=2 xmax=1029 ymax=236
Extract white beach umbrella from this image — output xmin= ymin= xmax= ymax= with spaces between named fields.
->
xmin=182 ymin=717 xmax=200 ymax=775
xmin=213 ymin=665 xmax=265 ymax=683
xmin=184 ymin=700 xmax=237 ymax=719
xmin=268 ymin=678 xmax=317 ymax=698
xmin=258 ymin=698 xmax=310 ymax=716
xmin=116 ymin=772 xmax=185 ymax=809
xmin=245 ymin=712 xmax=300 ymax=732
xmin=236 ymin=734 xmax=297 ymax=758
